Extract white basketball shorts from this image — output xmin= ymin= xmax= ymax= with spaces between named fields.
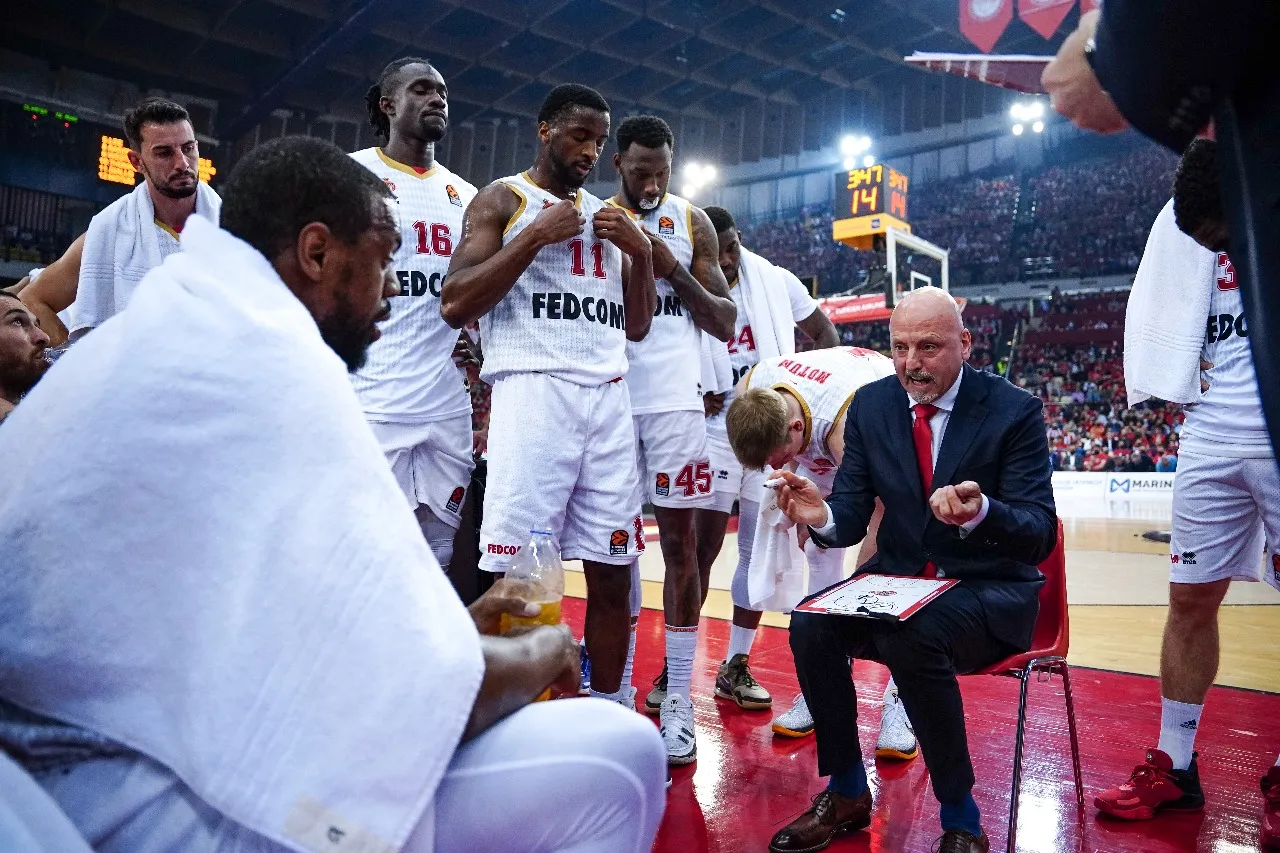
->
xmin=480 ymin=373 xmax=645 ymax=572
xmin=631 ymin=410 xmax=715 ymax=510
xmin=368 ymin=414 xmax=475 ymax=530
xmin=1169 ymin=450 xmax=1280 ymax=591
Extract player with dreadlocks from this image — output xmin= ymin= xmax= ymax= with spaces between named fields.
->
xmin=350 ymin=58 xmax=480 ymax=570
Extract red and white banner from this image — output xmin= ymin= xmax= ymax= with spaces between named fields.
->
xmin=1018 ymin=0 xmax=1076 ymax=39
xmin=818 ymin=294 xmax=892 ymax=325
xmin=819 ymin=294 xmax=968 ymax=326
xmin=1079 ymin=0 xmax=1101 ymax=12
xmin=960 ymin=0 xmax=1014 ymax=53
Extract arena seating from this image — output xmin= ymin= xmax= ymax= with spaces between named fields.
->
xmin=741 ymin=146 xmax=1177 ymax=296
xmin=832 ymin=289 xmax=1180 ymax=474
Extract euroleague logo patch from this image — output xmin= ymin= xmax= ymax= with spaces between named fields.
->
xmin=446 ymin=184 xmax=463 ymax=207
xmin=658 ymin=215 xmax=675 ymax=236
xmin=655 ymin=472 xmax=671 ymax=497
xmin=609 ymin=529 xmax=630 ymax=556
xmin=445 ymin=486 xmax=465 ymax=514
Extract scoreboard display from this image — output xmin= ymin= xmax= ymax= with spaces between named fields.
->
xmin=834 ymin=163 xmax=909 ymax=221
xmin=832 ymin=164 xmax=911 ymax=250
xmin=98 ymin=135 xmax=216 ymax=186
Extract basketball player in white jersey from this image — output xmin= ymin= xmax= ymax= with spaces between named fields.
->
xmin=673 ymin=208 xmax=840 ymax=699
xmin=20 ymin=99 xmax=215 ymax=345
xmin=350 ymin=58 xmax=476 ymax=568
xmin=442 ymin=84 xmax=657 ymax=711
xmin=1098 ymin=140 xmax=1280 ymax=841
xmin=725 ymin=349 xmax=918 ymax=757
xmin=605 ymin=115 xmax=736 ymax=764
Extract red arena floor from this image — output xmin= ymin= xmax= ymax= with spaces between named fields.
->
xmin=560 ymin=598 xmax=1280 ymax=852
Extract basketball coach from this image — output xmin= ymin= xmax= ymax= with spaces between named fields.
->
xmin=766 ymin=287 xmax=1057 ymax=853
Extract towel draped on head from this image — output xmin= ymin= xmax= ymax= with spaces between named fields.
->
xmin=0 ymin=216 xmax=482 ymax=853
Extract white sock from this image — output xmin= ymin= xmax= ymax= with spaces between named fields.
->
xmin=620 ymin=620 xmax=638 ymax=690
xmin=727 ymin=624 xmax=756 ymax=660
xmin=665 ymin=625 xmax=698 ymax=701
xmin=590 ymin=687 xmax=627 ymax=703
xmin=1156 ymin=697 xmax=1203 ymax=770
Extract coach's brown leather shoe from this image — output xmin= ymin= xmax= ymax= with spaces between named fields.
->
xmin=934 ymin=828 xmax=991 ymax=853
xmin=768 ymin=788 xmax=872 ymax=852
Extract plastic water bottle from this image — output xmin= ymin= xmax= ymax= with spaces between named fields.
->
xmin=499 ymin=529 xmax=565 ymax=635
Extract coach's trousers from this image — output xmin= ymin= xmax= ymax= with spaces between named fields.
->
xmin=790 ymin=584 xmax=1015 ymax=805
xmin=29 ymin=698 xmax=665 ymax=853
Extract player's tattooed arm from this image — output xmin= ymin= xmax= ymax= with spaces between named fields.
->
xmin=651 ymin=205 xmax=735 ymax=342
xmin=441 ymin=184 xmax=583 ymax=328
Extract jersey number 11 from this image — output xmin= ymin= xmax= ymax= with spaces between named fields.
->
xmin=569 ymin=239 xmax=606 ymax=279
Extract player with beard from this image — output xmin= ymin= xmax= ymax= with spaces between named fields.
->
xmin=0 ymin=293 xmax=50 ymax=426
xmin=604 ymin=115 xmax=735 ymax=765
xmin=350 ymin=58 xmax=478 ymax=569
xmin=20 ymin=98 xmax=219 ymax=345
xmin=442 ymin=84 xmax=657 ymax=715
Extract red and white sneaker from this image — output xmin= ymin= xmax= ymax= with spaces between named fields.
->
xmin=1261 ymin=766 xmax=1280 ymax=848
xmin=1094 ymin=748 xmax=1205 ymax=820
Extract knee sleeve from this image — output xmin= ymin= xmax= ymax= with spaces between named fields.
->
xmin=629 ymin=559 xmax=642 ymax=619
xmin=418 ymin=507 xmax=457 ymax=569
xmin=730 ymin=500 xmax=758 ymax=609
xmin=805 ymin=541 xmax=846 ymax=595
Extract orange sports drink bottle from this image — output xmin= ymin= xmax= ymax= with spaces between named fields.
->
xmin=500 ymin=530 xmax=565 ymax=700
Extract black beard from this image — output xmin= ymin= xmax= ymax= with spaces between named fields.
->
xmin=155 ymin=181 xmax=197 ymax=200
xmin=549 ymin=154 xmax=588 ymax=190
xmin=317 ymin=280 xmax=381 ymax=373
xmin=0 ymin=351 xmax=49 ymax=399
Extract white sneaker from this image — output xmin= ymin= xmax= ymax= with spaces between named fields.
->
xmin=875 ymin=688 xmax=919 ymax=760
xmin=771 ymin=693 xmax=814 ymax=738
xmin=617 ymin=685 xmax=637 ymax=712
xmin=659 ymin=695 xmax=697 ymax=765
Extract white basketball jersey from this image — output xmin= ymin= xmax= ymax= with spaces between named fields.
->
xmin=479 ymin=172 xmax=627 ymax=386
xmin=746 ymin=347 xmax=895 ymax=475
xmin=1180 ymin=252 xmax=1271 ymax=457
xmin=348 ymin=149 xmax=476 ymax=423
xmin=612 ymin=194 xmax=702 ymax=414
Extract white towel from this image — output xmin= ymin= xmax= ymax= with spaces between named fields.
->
xmin=699 ymin=332 xmax=733 ymax=395
xmin=746 ymin=474 xmax=808 ymax=613
xmin=72 ymin=180 xmax=221 ymax=334
xmin=1124 ymin=199 xmax=1215 ymax=406
xmin=0 ymin=217 xmax=482 ymax=853
xmin=736 ymin=248 xmax=799 ymax=361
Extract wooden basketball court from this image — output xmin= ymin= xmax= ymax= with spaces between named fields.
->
xmin=561 ymin=498 xmax=1280 ymax=850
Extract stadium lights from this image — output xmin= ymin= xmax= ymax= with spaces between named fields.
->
xmin=1010 ymin=100 xmax=1046 ymax=136
xmin=862 ymin=154 xmax=876 ymax=167
xmin=839 ymin=135 xmax=873 ymax=157
xmin=681 ymin=162 xmax=718 ymax=199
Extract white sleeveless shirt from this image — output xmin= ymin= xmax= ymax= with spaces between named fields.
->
xmin=349 ymin=149 xmax=476 ymax=423
xmin=479 ymin=172 xmax=627 ymax=386
xmin=745 ymin=347 xmax=895 ymax=475
xmin=612 ymin=193 xmax=702 ymax=413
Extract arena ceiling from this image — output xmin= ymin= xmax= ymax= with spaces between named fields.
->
xmin=8 ymin=0 xmax=1063 ymax=134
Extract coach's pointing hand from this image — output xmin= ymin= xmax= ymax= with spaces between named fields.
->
xmin=529 ymin=199 xmax=585 ymax=247
xmin=593 ymin=207 xmax=651 ymax=258
xmin=930 ymin=481 xmax=984 ymax=527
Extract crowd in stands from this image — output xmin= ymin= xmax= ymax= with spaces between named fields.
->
xmin=739 ymin=144 xmax=1178 ymax=297
xmin=824 ymin=290 xmax=1181 ymax=472
xmin=1014 ymin=146 xmax=1176 ymax=280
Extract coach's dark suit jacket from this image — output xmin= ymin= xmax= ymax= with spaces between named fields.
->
xmin=1090 ymin=0 xmax=1280 ymax=459
xmin=811 ymin=365 xmax=1057 ymax=651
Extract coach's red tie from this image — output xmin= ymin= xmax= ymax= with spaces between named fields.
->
xmin=912 ymin=403 xmax=940 ymax=578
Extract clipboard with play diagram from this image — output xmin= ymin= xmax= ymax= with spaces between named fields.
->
xmin=794 ymin=574 xmax=958 ymax=621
